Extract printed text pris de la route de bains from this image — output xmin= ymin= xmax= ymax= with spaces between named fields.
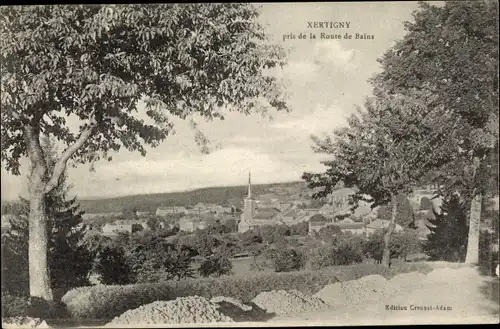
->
xmin=307 ymin=21 xmax=375 ymax=40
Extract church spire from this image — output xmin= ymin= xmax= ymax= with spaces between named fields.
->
xmin=247 ymin=172 xmax=252 ymax=199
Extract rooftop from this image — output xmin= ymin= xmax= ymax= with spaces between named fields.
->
xmin=283 ymin=209 xmax=300 ymax=217
xmin=366 ymin=219 xmax=403 ymax=230
xmin=334 ymin=222 xmax=365 ymax=230
xmin=330 ymin=187 xmax=356 ymax=198
xmin=308 ymin=214 xmax=328 ymax=223
xmin=111 ymin=219 xmax=145 ymax=225
xmin=255 ymin=207 xmax=280 ymax=213
xmin=253 ymin=212 xmax=279 ymax=220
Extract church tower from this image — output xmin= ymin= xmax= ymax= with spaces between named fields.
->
xmin=243 ymin=172 xmax=256 ymax=222
xmin=239 ymin=172 xmax=256 ymax=233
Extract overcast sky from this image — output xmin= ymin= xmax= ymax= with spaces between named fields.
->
xmin=1 ymin=2 xmax=423 ymax=200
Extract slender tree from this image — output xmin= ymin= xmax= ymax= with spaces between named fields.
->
xmin=372 ymin=0 xmax=499 ymax=264
xmin=303 ymin=92 xmax=454 ymax=267
xmin=1 ymin=4 xmax=287 ymax=300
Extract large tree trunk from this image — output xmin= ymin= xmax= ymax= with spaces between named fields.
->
xmin=465 ymin=156 xmax=483 ymax=264
xmin=382 ymin=193 xmax=398 ymax=268
xmin=22 ymin=118 xmax=94 ymax=301
xmin=465 ymin=193 xmax=482 ymax=264
xmin=28 ymin=180 xmax=53 ymax=301
xmin=24 ymin=125 xmax=54 ymax=301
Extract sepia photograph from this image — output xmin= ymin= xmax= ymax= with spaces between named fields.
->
xmin=0 ymin=1 xmax=499 ymax=328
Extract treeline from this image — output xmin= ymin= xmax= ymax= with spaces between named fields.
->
xmin=76 ymin=181 xmax=307 ymax=214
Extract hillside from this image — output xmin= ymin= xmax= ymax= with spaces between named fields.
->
xmin=78 ymin=181 xmax=309 ymax=214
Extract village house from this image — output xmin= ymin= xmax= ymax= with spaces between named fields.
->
xmin=308 ymin=214 xmax=331 ymax=235
xmin=179 ymin=216 xmax=208 ymax=232
xmin=334 ymin=218 xmax=366 ymax=235
xmin=274 ymin=200 xmax=295 ymax=212
xmin=101 ymin=219 xmax=148 ymax=237
xmin=155 ymin=206 xmax=188 ymax=217
xmin=365 ymin=219 xmax=404 ymax=236
xmin=296 ymin=208 xmax=320 ymax=221
xmin=309 ymin=216 xmax=368 ymax=236
xmin=318 ymin=203 xmax=337 ymax=216
xmin=212 ymin=203 xmax=234 ymax=214
xmin=185 ymin=203 xmax=209 ymax=215
xmin=280 ymin=208 xmax=301 ymax=225
xmin=136 ymin=211 xmax=151 ymax=217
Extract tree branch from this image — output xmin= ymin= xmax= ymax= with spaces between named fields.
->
xmin=24 ymin=125 xmax=45 ymax=167
xmin=44 ymin=111 xmax=97 ymax=193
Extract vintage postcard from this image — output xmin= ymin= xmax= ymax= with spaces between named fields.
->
xmin=1 ymin=1 xmax=499 ymax=328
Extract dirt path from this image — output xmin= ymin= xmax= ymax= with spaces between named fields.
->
xmin=268 ymin=271 xmax=499 ymax=326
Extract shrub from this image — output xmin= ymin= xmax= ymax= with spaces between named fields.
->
xmin=93 ymin=245 xmax=133 ymax=285
xmin=423 ymin=195 xmax=468 ymax=262
xmin=125 ymin=241 xmax=196 ymax=283
xmin=198 ymin=254 xmax=233 ymax=277
xmin=307 ymin=243 xmax=364 ymax=270
xmin=316 ymin=225 xmax=342 ymax=242
xmin=1 ymin=294 xmax=29 ymax=318
xmin=307 ymin=232 xmax=365 ymax=269
xmin=1 ymin=294 xmax=68 ymax=319
xmin=363 ymin=231 xmax=385 ymax=262
xmin=265 ymin=247 xmax=305 ymax=272
xmin=1 ymin=234 xmax=30 ymax=296
xmin=390 ymin=230 xmax=422 ymax=261
xmin=238 ymin=229 xmax=263 ymax=246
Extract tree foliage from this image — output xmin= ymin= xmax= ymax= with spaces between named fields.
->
xmin=315 ymin=225 xmax=342 ymax=242
xmin=303 ymin=92 xmax=452 ymax=212
xmin=93 ymin=244 xmax=133 ymax=285
xmin=372 ymin=1 xmax=499 ymax=263
xmin=423 ymin=195 xmax=469 ymax=262
xmin=0 ymin=4 xmax=288 ymax=175
xmin=264 ymin=247 xmax=304 ymax=273
xmin=377 ymin=194 xmax=415 ymax=228
xmin=304 ymin=1 xmax=498 ymax=266
xmin=302 ymin=93 xmax=449 ymax=266
xmin=0 ymin=4 xmax=288 ymax=299
xmin=198 ymin=253 xmax=233 ymax=278
xmin=390 ymin=229 xmax=422 ymax=260
xmin=373 ymin=1 xmax=498 ymax=171
xmin=306 ymin=233 xmax=365 ymax=270
xmin=123 ymin=232 xmax=196 ymax=283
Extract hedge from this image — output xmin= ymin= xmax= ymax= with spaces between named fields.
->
xmin=61 ymin=261 xmax=470 ymax=320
